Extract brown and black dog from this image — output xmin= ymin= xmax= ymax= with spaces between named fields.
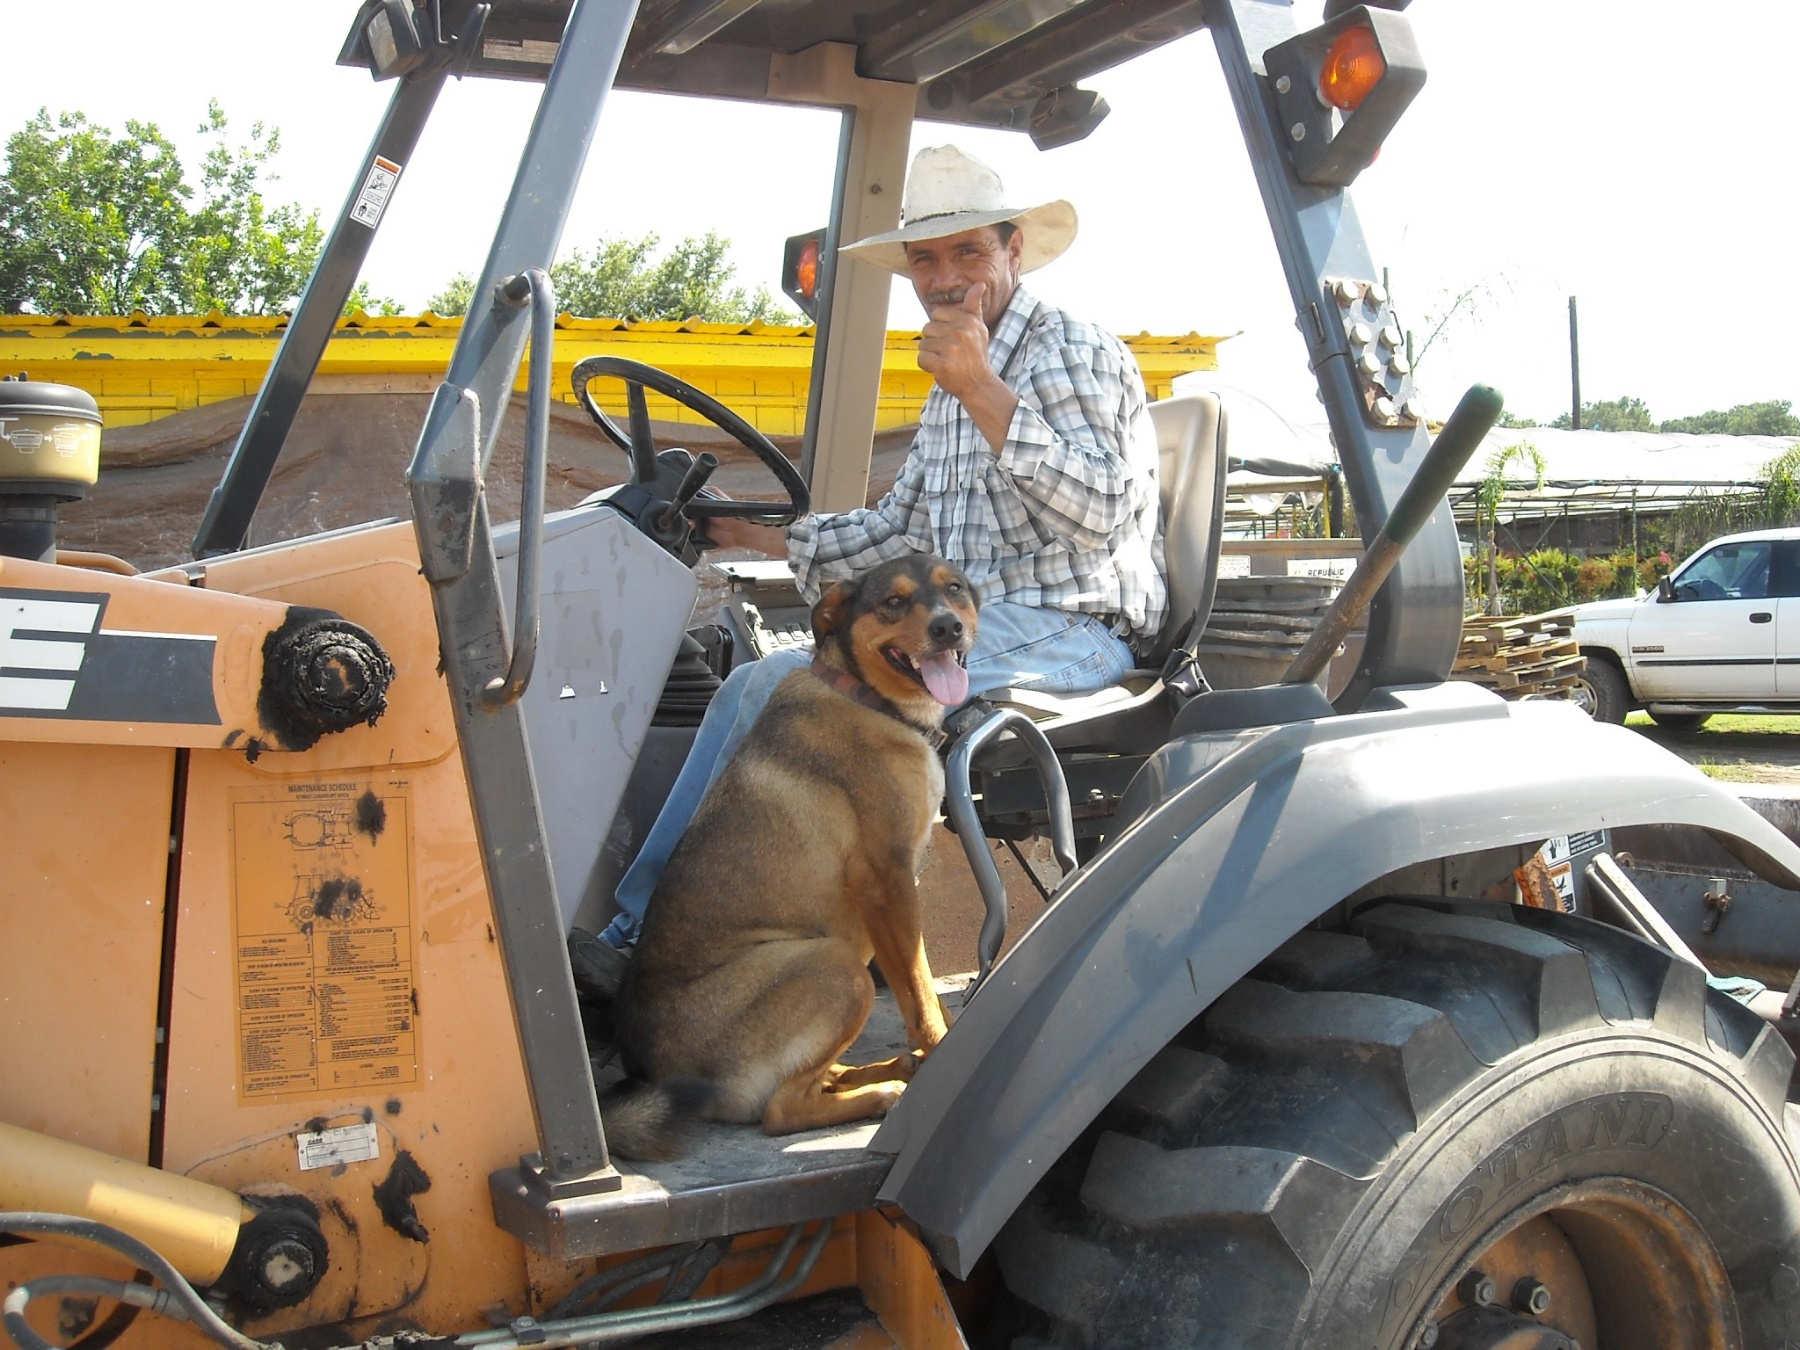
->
xmin=605 ymin=553 xmax=979 ymax=1159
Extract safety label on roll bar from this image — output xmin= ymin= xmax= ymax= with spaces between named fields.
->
xmin=230 ymin=780 xmax=419 ymax=1102
xmin=350 ymin=155 xmax=403 ymax=229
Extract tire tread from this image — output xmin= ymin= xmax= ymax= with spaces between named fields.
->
xmin=995 ymin=902 xmax=1799 ymax=1349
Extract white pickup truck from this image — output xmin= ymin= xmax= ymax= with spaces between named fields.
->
xmin=1565 ymin=525 xmax=1800 ymax=725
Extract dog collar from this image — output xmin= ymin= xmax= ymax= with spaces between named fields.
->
xmin=808 ymin=658 xmax=948 ymax=750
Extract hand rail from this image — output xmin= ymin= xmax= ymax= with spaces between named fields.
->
xmin=483 ymin=268 xmax=554 ymax=706
xmin=944 ymin=706 xmax=1078 ymax=995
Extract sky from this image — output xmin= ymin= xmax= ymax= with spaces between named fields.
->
xmin=3 ymin=1 xmax=1798 ymax=428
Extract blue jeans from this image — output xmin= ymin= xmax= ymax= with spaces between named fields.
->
xmin=601 ymin=602 xmax=1134 ymax=947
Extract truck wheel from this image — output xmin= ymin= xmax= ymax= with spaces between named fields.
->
xmin=994 ymin=902 xmax=1800 ymax=1349
xmin=1571 ymin=657 xmax=1628 ymax=723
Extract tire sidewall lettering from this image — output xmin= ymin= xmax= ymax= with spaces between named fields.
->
xmin=1378 ymin=1092 xmax=1670 ymax=1325
xmin=1373 ymin=1090 xmax=1677 ymax=1338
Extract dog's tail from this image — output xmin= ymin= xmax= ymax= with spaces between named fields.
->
xmin=599 ymin=1077 xmax=714 ymax=1161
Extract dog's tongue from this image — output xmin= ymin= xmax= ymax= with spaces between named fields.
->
xmin=919 ymin=651 xmax=969 ymax=707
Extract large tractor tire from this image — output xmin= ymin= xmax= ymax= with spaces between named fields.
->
xmin=994 ymin=901 xmax=1800 ymax=1349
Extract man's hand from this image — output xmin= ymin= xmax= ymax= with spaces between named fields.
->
xmin=702 ymin=516 xmax=789 ymax=556
xmin=918 ymin=284 xmax=993 ymax=402
xmin=917 ymin=283 xmax=1019 ymax=455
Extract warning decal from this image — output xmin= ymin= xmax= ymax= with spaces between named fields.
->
xmin=349 ymin=155 xmax=403 ymax=229
xmin=231 ymin=781 xmax=418 ymax=1102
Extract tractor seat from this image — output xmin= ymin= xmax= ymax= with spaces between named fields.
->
xmin=976 ymin=392 xmax=1226 ymax=755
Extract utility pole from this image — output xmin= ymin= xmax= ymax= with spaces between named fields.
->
xmin=1568 ymin=296 xmax=1581 ymax=430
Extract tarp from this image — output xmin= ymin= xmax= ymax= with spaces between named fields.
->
xmin=1172 ymin=372 xmax=1335 ymax=522
xmin=1450 ymin=426 xmax=1798 ymax=521
xmin=1172 ymin=371 xmax=1799 ymax=523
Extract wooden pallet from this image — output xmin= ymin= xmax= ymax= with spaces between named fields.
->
xmin=1454 ymin=612 xmax=1586 ymax=700
xmin=1457 ymin=616 xmax=1573 ymax=656
xmin=1457 ymin=638 xmax=1579 ymax=673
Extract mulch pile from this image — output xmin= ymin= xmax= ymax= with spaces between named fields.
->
xmin=58 ymin=392 xmax=914 ymax=573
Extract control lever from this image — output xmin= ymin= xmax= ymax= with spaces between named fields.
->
xmin=1283 ymin=384 xmax=1503 ymax=687
xmin=655 ymin=451 xmax=720 ymax=535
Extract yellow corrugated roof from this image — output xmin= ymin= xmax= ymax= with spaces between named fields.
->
xmin=0 ymin=312 xmax=1224 ymax=434
xmin=0 ymin=310 xmax=1227 ymax=344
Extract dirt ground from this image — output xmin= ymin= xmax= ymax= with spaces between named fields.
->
xmin=1628 ymin=719 xmax=1800 ymax=788
xmin=55 ymin=391 xmax=915 ymax=572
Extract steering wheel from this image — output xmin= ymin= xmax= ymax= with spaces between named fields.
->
xmin=570 ymin=355 xmax=809 ymax=528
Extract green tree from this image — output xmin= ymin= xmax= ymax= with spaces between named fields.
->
xmin=1767 ymin=444 xmax=1800 ymax=522
xmin=428 ymin=272 xmax=476 ymax=316
xmin=542 ymin=230 xmax=796 ymax=322
xmin=1473 ymin=439 xmax=1546 ymax=615
xmin=178 ymin=102 xmax=322 ymax=314
xmin=0 ymin=104 xmax=323 ymax=316
xmin=1665 ymin=443 xmax=1800 ymax=556
xmin=1550 ymin=396 xmax=1654 ymax=432
xmin=637 ymin=232 xmax=792 ymax=322
xmin=0 ymin=109 xmax=190 ymax=313
xmin=429 ymin=233 xmax=796 ymax=321
xmin=343 ymin=280 xmax=402 ymax=317
xmin=1659 ymin=400 xmax=1800 ymax=437
xmin=549 ymin=235 xmax=659 ymax=317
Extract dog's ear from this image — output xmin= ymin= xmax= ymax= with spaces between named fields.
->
xmin=811 ymin=580 xmax=857 ymax=644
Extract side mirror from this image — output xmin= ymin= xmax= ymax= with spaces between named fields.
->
xmin=1656 ymin=576 xmax=1676 ymax=603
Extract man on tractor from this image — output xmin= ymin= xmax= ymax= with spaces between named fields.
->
xmin=589 ymin=143 xmax=1169 ymax=968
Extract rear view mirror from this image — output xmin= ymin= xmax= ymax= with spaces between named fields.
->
xmin=1657 ymin=576 xmax=1676 ymax=603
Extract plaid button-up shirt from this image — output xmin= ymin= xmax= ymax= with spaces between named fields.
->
xmin=787 ymin=283 xmax=1169 ymax=653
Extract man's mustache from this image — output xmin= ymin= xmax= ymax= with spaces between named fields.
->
xmin=927 ymin=289 xmax=967 ymax=307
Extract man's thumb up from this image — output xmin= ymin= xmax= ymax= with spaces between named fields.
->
xmin=960 ymin=283 xmax=985 ymax=318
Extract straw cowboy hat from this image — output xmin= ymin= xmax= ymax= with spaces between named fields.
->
xmin=839 ymin=145 xmax=1078 ymax=276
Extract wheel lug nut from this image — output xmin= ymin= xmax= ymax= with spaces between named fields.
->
xmin=1412 ymin=1322 xmax=1439 ymax=1349
xmin=1458 ymin=1269 xmax=1498 ymax=1306
xmin=1513 ymin=1277 xmax=1552 ymax=1316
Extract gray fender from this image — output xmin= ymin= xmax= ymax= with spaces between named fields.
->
xmin=872 ymin=681 xmax=1800 ymax=1278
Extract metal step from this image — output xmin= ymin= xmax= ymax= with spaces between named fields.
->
xmin=492 ymin=977 xmax=970 ymax=1261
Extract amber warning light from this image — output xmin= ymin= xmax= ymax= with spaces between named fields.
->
xmin=782 ymin=228 xmax=827 ymax=321
xmin=1319 ymin=24 xmax=1386 ymax=111
xmin=795 ymin=239 xmax=819 ymax=300
xmin=1264 ymin=5 xmax=1426 ymax=188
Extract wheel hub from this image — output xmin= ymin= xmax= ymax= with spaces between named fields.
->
xmin=1417 ymin=1181 xmax=1735 ymax=1350
xmin=1434 ymin=1304 xmax=1575 ymax=1350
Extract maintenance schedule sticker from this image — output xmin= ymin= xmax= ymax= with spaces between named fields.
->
xmin=229 ymin=779 xmax=418 ymax=1102
xmin=350 ymin=155 xmax=403 ymax=228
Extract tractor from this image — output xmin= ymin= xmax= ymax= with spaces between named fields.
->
xmin=5 ymin=1 xmax=1800 ymax=1347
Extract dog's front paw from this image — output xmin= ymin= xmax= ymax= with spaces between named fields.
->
xmin=826 ymin=1051 xmax=921 ymax=1090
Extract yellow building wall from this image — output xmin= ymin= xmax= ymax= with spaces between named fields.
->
xmin=0 ymin=312 xmax=1222 ymax=437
